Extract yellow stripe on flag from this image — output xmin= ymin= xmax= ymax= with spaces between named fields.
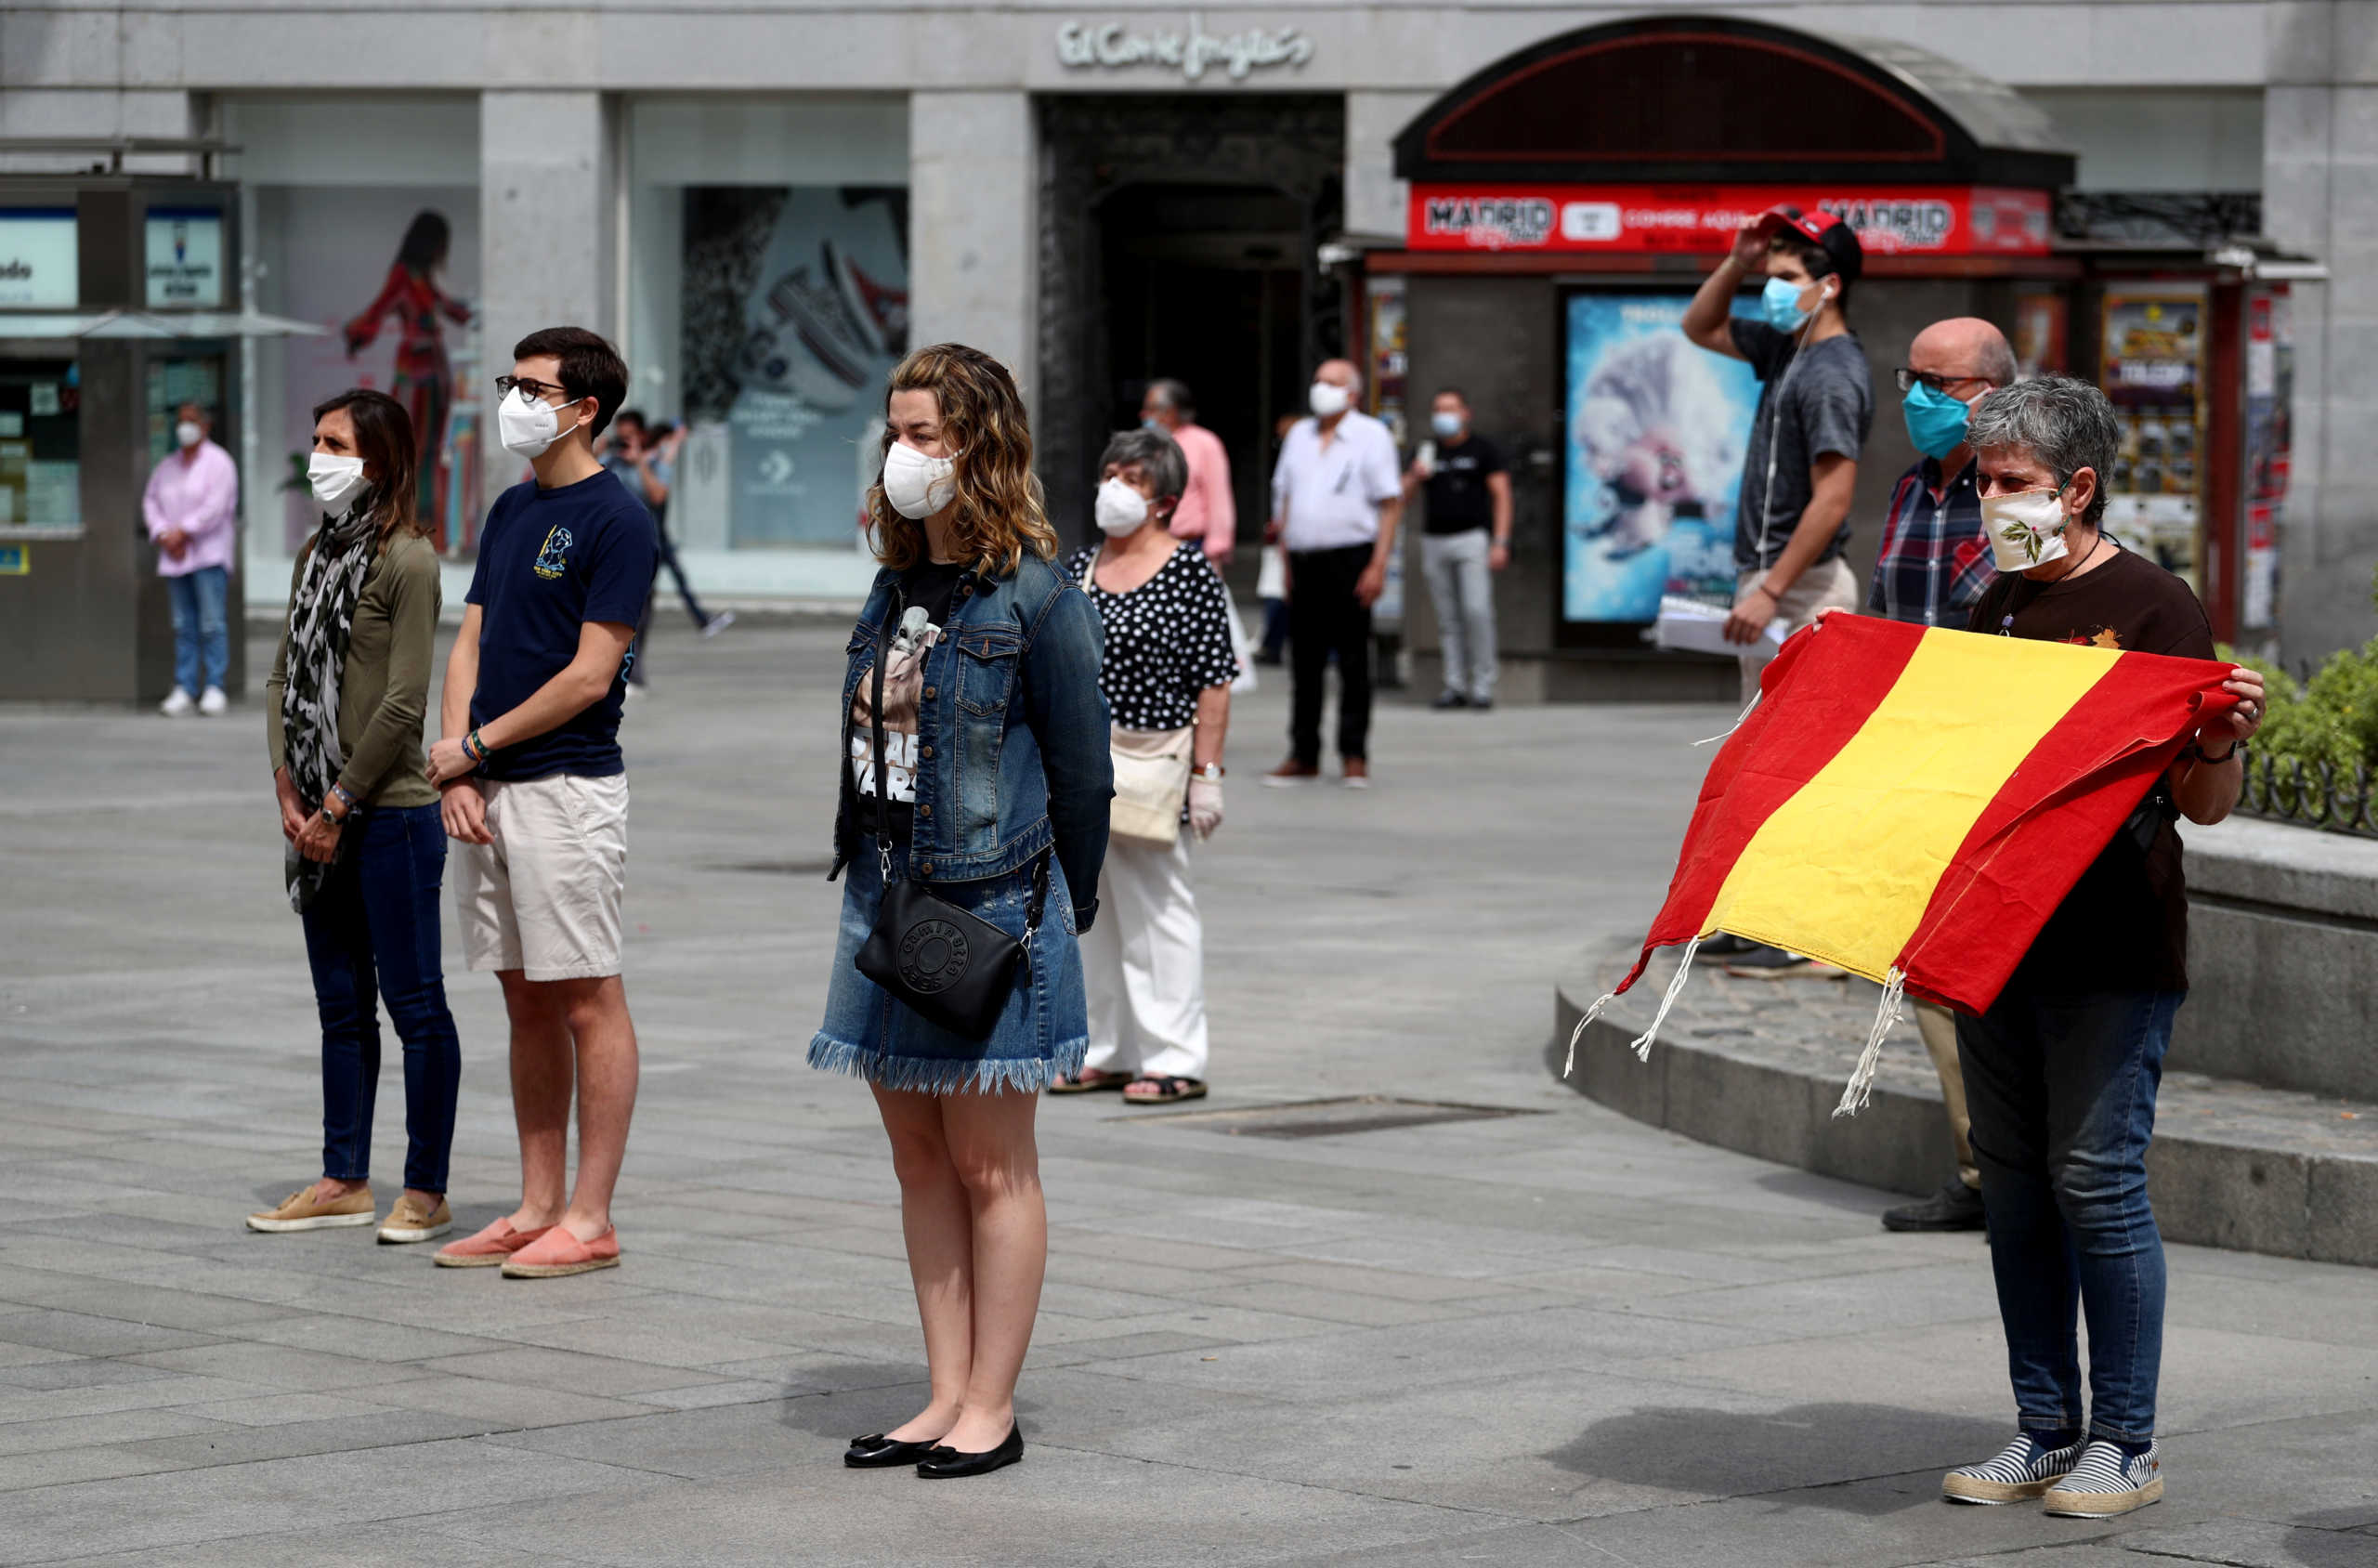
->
xmin=1704 ymin=627 xmax=2120 ymax=981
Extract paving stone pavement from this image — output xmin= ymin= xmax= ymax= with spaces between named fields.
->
xmin=2 ymin=618 xmax=2374 ymax=1567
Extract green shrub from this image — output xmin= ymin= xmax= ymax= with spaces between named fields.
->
xmin=2223 ymin=638 xmax=2378 ymax=778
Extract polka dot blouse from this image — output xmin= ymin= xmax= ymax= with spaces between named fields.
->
xmin=1066 ymin=542 xmax=1241 ymax=731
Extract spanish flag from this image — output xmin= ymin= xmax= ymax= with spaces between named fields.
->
xmin=1572 ymin=614 xmax=2237 ymax=1112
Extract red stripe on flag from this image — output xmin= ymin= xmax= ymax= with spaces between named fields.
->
xmin=1897 ymin=648 xmax=2233 ymax=1014
xmin=1614 ymin=616 xmax=1924 ymax=994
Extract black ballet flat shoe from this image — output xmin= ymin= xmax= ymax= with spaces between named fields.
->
xmin=845 ymin=1432 xmax=943 ymax=1468
xmin=915 ymin=1424 xmax=1024 ymax=1479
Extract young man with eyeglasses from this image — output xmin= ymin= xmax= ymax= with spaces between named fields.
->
xmin=1870 ymin=317 xmax=2016 ymax=1234
xmin=424 ymin=327 xmax=659 ymax=1278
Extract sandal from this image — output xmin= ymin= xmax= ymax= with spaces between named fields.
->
xmin=1048 ymin=1068 xmax=1130 ymax=1095
xmin=1123 ymin=1076 xmax=1208 ymax=1104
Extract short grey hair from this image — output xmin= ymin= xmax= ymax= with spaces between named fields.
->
xmin=1097 ymin=426 xmax=1188 ymax=503
xmin=1966 ymin=375 xmax=2121 ymax=528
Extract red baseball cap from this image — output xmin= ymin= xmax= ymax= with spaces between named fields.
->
xmin=1751 ymin=204 xmax=1864 ymax=283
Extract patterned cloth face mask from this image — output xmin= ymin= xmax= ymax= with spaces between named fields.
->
xmin=1979 ymin=481 xmax=2072 ymax=571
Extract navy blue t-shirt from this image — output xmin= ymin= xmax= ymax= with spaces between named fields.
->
xmin=465 ymin=469 xmax=659 ymax=780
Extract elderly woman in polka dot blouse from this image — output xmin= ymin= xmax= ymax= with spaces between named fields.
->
xmin=1049 ymin=427 xmax=1239 ymax=1104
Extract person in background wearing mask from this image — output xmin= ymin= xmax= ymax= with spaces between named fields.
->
xmin=1263 ymin=359 xmax=1402 ymax=788
xmin=1140 ymin=378 xmax=1235 ymax=567
xmin=249 ymin=389 xmax=463 ymax=1248
xmin=1051 ymin=428 xmax=1235 ymax=1105
xmin=1682 ymin=206 xmax=1871 ymax=977
xmin=1934 ymin=376 xmax=2264 ymax=1520
xmin=1400 ymin=386 xmax=1511 ymax=711
xmin=1866 ymin=317 xmax=2017 ymax=1235
xmin=601 ymin=410 xmax=731 ymax=693
xmin=146 ymin=401 xmax=240 ymax=717
xmin=423 ymin=328 xmax=658 ymax=1280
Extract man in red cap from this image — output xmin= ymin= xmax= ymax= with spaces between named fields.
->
xmin=1682 ymin=205 xmax=1874 ymax=977
xmin=1681 ymin=206 xmax=1873 ymax=697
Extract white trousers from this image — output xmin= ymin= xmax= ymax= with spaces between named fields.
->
xmin=1081 ymin=833 xmax=1209 ymax=1081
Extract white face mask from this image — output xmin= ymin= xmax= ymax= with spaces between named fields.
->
xmin=176 ymin=422 xmax=203 ymax=450
xmin=1308 ymin=381 xmax=1351 ymax=419
xmin=307 ymin=452 xmax=371 ymax=514
xmin=882 ymin=439 xmax=958 ymax=520
xmin=1979 ymin=483 xmax=2074 ymax=572
xmin=1094 ymin=477 xmax=1151 ymax=537
xmin=498 ymin=393 xmax=583 ymax=461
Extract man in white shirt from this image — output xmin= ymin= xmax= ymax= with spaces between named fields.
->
xmin=1263 ymin=359 xmax=1402 ymax=789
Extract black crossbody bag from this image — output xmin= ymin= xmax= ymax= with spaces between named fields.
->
xmin=854 ymin=594 xmax=1050 ymax=1040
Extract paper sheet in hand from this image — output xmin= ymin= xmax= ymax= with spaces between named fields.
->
xmin=1653 ymin=595 xmax=1783 ymax=657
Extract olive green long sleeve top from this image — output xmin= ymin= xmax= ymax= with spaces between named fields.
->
xmin=265 ymin=531 xmax=442 ymax=809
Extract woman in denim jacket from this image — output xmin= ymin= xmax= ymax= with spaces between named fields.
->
xmin=815 ymin=344 xmax=1112 ymax=1480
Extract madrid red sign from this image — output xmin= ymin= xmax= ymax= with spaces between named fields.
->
xmin=1408 ymin=184 xmax=2053 ymax=258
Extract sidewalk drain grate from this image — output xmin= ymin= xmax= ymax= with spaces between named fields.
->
xmin=1133 ymin=1096 xmax=1543 ymax=1140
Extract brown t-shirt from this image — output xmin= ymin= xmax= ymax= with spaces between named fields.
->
xmin=1966 ymin=542 xmax=2215 ymax=995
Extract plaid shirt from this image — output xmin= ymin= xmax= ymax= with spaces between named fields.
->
xmin=1867 ymin=457 xmax=1995 ymax=626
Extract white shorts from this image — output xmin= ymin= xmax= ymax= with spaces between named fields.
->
xmin=454 ymin=774 xmax=630 ymax=982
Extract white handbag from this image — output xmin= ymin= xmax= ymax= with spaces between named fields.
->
xmin=1107 ymin=723 xmax=1194 ymax=847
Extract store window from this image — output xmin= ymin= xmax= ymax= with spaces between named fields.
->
xmin=625 ymin=98 xmax=908 ymax=590
xmin=221 ymin=96 xmax=481 ymax=595
xmin=0 ymin=359 xmax=80 ymax=534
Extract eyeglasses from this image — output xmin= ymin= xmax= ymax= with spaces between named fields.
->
xmin=494 ymin=375 xmax=574 ymax=406
xmin=1894 ymin=368 xmax=1991 ymax=395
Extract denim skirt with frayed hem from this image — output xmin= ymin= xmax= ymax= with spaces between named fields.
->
xmin=809 ymin=836 xmax=1088 ymax=1095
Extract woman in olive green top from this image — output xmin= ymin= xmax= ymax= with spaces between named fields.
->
xmin=248 ymin=389 xmax=464 ymax=1246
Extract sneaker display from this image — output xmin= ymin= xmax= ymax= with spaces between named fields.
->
xmin=377 ymin=1193 xmax=453 ymax=1245
xmin=1883 ymin=1178 xmax=1987 ymax=1233
xmin=2044 ymin=1440 xmax=2162 ymax=1518
xmin=1942 ymin=1431 xmax=2084 ymax=1505
xmin=198 ymin=686 xmax=228 ymax=717
xmin=246 ymin=1183 xmax=375 ymax=1234
xmin=159 ymin=686 xmax=195 ymax=717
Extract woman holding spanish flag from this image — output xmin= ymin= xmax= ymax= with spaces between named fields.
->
xmin=1936 ymin=375 xmax=2264 ymax=1522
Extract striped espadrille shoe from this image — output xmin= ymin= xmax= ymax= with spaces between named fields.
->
xmin=1941 ymin=1432 xmax=2084 ymax=1504
xmin=2043 ymin=1439 xmax=2162 ymax=1518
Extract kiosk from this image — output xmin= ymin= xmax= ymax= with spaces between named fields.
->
xmin=1364 ymin=16 xmax=2306 ymax=699
xmin=0 ymin=143 xmax=257 ymax=703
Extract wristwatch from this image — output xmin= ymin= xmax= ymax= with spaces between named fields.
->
xmin=1191 ymin=764 xmax=1225 ymax=782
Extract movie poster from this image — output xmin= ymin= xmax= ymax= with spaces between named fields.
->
xmin=2099 ymin=285 xmax=2206 ymax=586
xmin=680 ymin=187 xmax=908 ymax=548
xmin=1561 ymin=292 xmax=1762 ymax=623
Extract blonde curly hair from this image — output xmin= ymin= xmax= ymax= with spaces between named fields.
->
xmin=867 ymin=343 xmax=1057 ymax=576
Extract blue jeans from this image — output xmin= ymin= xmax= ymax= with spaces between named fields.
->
xmin=166 ymin=565 xmax=229 ymax=695
xmin=1956 ymin=988 xmax=2184 ymax=1444
xmin=299 ymin=804 xmax=463 ymax=1193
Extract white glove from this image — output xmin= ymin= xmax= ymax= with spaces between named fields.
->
xmin=1187 ymin=778 xmax=1224 ymax=841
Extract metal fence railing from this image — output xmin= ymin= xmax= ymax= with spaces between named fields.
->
xmin=2233 ymin=750 xmax=2378 ymax=838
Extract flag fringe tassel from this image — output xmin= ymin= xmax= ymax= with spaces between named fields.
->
xmin=1561 ymin=935 xmax=1705 ymax=1078
xmin=1832 ymin=968 xmax=1907 ymax=1118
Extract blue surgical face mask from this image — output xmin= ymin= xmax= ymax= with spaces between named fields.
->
xmin=1430 ymin=411 xmax=1463 ymax=440
xmin=1141 ymin=416 xmax=1164 ymax=434
xmin=1761 ymin=274 xmax=1821 ymax=333
xmin=1901 ymin=381 xmax=1975 ymax=460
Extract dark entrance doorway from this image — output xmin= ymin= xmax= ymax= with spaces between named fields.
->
xmin=1098 ymin=183 xmax=1303 ymax=554
xmin=1036 ymin=94 xmax=1344 ymax=561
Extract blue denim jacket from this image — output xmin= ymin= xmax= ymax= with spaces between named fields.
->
xmin=833 ymin=552 xmax=1114 ymax=929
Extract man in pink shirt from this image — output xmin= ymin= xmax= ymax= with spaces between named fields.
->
xmin=1141 ymin=379 xmax=1235 ymax=566
xmin=145 ymin=401 xmax=241 ymax=716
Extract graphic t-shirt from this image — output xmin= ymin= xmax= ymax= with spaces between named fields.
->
xmin=465 ymin=470 xmax=659 ymax=780
xmin=1419 ymin=433 xmax=1506 ymax=536
xmin=851 ymin=560 xmax=967 ymax=839
xmin=1966 ymin=542 xmax=2217 ymax=995
xmin=1728 ymin=320 xmax=1872 ymax=572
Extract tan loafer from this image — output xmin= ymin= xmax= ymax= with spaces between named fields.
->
xmin=246 ymin=1183 xmax=375 ymax=1233
xmin=378 ymin=1194 xmax=453 ymax=1245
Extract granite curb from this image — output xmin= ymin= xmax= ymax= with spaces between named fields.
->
xmin=1551 ymin=938 xmax=2378 ymax=1267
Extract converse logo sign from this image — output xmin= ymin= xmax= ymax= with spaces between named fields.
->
xmin=1056 ymin=14 xmax=1314 ymax=81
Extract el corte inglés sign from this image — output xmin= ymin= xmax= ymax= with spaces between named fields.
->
xmin=1056 ymin=13 xmax=1313 ymax=81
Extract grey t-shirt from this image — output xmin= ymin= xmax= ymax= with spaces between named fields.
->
xmin=1729 ymin=319 xmax=1873 ymax=572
